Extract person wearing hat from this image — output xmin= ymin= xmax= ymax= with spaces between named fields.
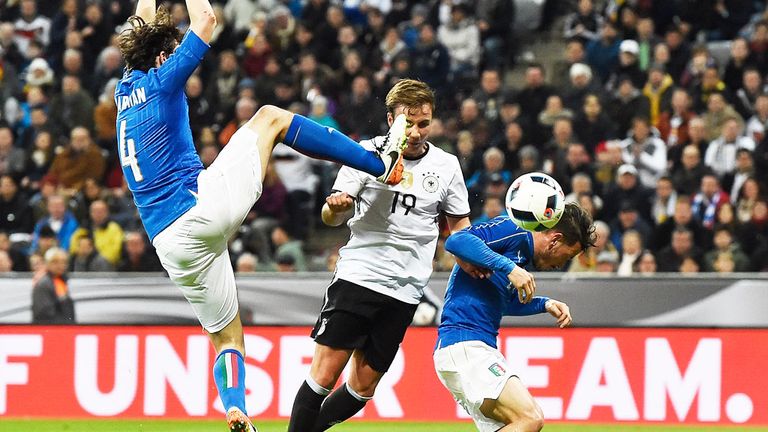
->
xmin=595 ymin=249 xmax=619 ymax=273
xmin=563 ymin=62 xmax=602 ymax=111
xmin=606 ymin=39 xmax=646 ymax=92
xmin=603 ymin=163 xmax=654 ymax=222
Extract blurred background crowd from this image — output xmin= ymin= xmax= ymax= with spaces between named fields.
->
xmin=1 ymin=0 xmax=768 ymax=276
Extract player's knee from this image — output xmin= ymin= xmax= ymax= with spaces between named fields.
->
xmin=348 ymin=380 xmax=377 ymax=398
xmin=518 ymin=406 xmax=544 ymax=431
xmin=310 ymin=367 xmax=341 ymax=389
xmin=247 ymin=104 xmax=291 ymax=131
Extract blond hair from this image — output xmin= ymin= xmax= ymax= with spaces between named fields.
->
xmin=385 ymin=79 xmax=435 ymax=114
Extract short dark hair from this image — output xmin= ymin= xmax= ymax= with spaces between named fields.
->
xmin=554 ymin=203 xmax=596 ymax=252
xmin=118 ymin=7 xmax=183 ymax=73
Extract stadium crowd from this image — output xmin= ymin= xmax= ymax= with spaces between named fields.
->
xmin=0 ymin=0 xmax=767 ymax=275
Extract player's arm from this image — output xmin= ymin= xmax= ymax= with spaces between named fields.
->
xmin=135 ymin=0 xmax=156 ymax=23
xmin=444 ymin=222 xmax=536 ymax=303
xmin=185 ymin=0 xmax=217 ymax=43
xmin=321 ymin=192 xmax=354 ymax=227
xmin=505 ymin=297 xmax=572 ymax=328
xmin=446 ymin=216 xmax=493 ymax=279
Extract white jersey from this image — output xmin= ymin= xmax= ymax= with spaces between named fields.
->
xmin=332 ymin=139 xmax=470 ymax=304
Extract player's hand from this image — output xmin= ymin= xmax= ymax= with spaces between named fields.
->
xmin=455 ymin=257 xmax=493 ymax=279
xmin=507 ymin=266 xmax=535 ymax=304
xmin=326 ymin=192 xmax=354 ymax=214
xmin=545 ymin=299 xmax=572 ymax=328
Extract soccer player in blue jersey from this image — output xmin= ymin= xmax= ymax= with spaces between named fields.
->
xmin=434 ymin=202 xmax=595 ymax=432
xmin=115 ymin=1 xmax=407 ymax=430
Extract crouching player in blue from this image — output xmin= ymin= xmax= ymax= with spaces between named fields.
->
xmin=116 ymin=1 xmax=407 ymax=430
xmin=434 ymin=203 xmax=595 ymax=432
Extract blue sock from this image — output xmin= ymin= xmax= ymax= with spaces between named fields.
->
xmin=284 ymin=114 xmax=385 ymax=176
xmin=213 ymin=349 xmax=247 ymax=414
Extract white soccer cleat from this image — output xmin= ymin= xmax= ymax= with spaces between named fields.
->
xmin=376 ymin=113 xmax=408 ymax=185
xmin=226 ymin=407 xmax=258 ymax=432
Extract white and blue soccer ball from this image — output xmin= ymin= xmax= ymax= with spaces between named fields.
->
xmin=505 ymin=172 xmax=565 ymax=232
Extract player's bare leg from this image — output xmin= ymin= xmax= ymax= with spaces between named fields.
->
xmin=346 ymin=349 xmax=384 ymax=397
xmin=480 ymin=376 xmax=544 ymax=432
xmin=208 ymin=311 xmax=245 ymax=354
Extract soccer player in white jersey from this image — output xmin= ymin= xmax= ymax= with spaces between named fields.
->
xmin=287 ymin=79 xmax=471 ymax=431
xmin=115 ymin=1 xmax=408 ymax=430
xmin=435 ymin=203 xmax=595 ymax=431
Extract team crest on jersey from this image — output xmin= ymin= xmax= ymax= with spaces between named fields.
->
xmin=400 ymin=171 xmax=414 ymax=189
xmin=488 ymin=362 xmax=506 ymax=377
xmin=422 ymin=172 xmax=439 ymax=193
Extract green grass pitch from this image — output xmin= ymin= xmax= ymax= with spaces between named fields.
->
xmin=1 ymin=420 xmax=767 ymax=432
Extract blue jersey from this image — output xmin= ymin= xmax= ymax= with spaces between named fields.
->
xmin=115 ymin=31 xmax=209 ymax=241
xmin=437 ymin=216 xmax=549 ymax=349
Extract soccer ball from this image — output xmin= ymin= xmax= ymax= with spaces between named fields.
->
xmin=505 ymin=172 xmax=565 ymax=232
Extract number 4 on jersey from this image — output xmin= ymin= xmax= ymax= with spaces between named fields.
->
xmin=119 ymin=120 xmax=144 ymax=182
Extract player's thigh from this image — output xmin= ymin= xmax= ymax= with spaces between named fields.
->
xmin=308 ymin=343 xmax=354 ymax=389
xmin=480 ymin=376 xmax=544 ymax=427
xmin=363 ymin=296 xmax=417 ymax=373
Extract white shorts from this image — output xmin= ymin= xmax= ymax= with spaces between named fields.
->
xmin=433 ymin=340 xmax=514 ymax=432
xmin=153 ymin=127 xmax=263 ymax=333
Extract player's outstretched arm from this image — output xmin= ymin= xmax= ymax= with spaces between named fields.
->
xmin=321 ymin=192 xmax=354 ymax=227
xmin=185 ymin=0 xmax=217 ymax=43
xmin=545 ymin=299 xmax=572 ymax=328
xmin=135 ymin=0 xmax=156 ymax=23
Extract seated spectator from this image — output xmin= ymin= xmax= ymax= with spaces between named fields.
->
xmin=701 ymin=92 xmax=743 ymax=142
xmin=724 ymin=37 xmax=756 ymax=93
xmin=573 ymin=93 xmax=616 ymax=155
xmin=70 ymin=178 xmax=108 ymax=226
xmin=307 ymin=95 xmax=340 ymax=130
xmin=472 ymin=196 xmax=504 ymax=224
xmin=651 ymin=176 xmax=677 ymax=226
xmin=586 ymin=21 xmax=620 ymax=83
xmin=642 ymin=64 xmax=674 ymax=127
xmin=24 ymin=130 xmax=55 ymax=189
xmin=652 ymin=195 xmax=710 ymax=251
xmin=671 ymin=144 xmax=715 ymax=196
xmin=722 ymin=149 xmax=756 ymax=201
xmin=466 ymin=147 xmax=513 ymax=212
xmin=409 ymin=24 xmax=450 ymax=98
xmin=620 ymin=116 xmax=667 ymax=189
xmin=562 ymin=63 xmax=602 ymax=112
xmin=692 ymin=66 xmax=732 ymax=114
xmin=657 ymin=227 xmax=703 ymax=272
xmin=595 ymin=249 xmax=619 ymax=273
xmin=552 ymin=39 xmax=587 ymax=90
xmin=605 ymin=40 xmax=645 ymax=92
xmin=32 ymin=248 xmax=75 ymax=324
xmin=610 ymin=200 xmax=652 ymax=250
xmin=49 ymin=75 xmax=95 ymax=133
xmin=602 ymin=164 xmax=653 ymax=222
xmin=569 ymin=220 xmax=615 ymax=272
xmin=218 ymin=97 xmax=258 ymax=147
xmin=704 ymin=119 xmax=756 ymax=177
xmin=31 ymin=194 xmax=78 ymax=252
xmin=47 ymin=126 xmax=106 ymax=192
xmin=70 ymin=235 xmax=112 ymax=272
xmin=117 ymin=231 xmax=163 ymax=272
xmin=692 ymin=174 xmax=731 ymax=230
xmin=514 ymin=145 xmax=541 ymax=178
xmin=704 ymin=226 xmax=750 ymax=272
xmin=734 ymin=68 xmax=764 ymax=120
xmin=563 ymin=0 xmax=603 ymax=45
xmin=606 ymin=77 xmax=650 ymax=136
xmin=745 ymin=93 xmax=768 ymax=143
xmin=735 ymin=177 xmax=762 ymax=224
xmin=538 ymin=95 xmax=574 ymax=138
xmin=437 ymin=4 xmax=480 ymax=86
xmin=271 ymin=226 xmax=307 ymax=272
xmin=472 ymin=69 xmax=507 ymax=126
xmin=0 ymin=125 xmax=26 ymax=180
xmin=236 ymin=252 xmax=258 ymax=273
xmin=337 ymin=75 xmax=386 ymax=140
xmin=679 ymin=256 xmax=701 ymax=273
xmin=70 ymin=200 xmax=124 ymax=266
xmin=0 ymin=175 xmax=33 ymax=234
xmin=739 ymin=200 xmax=768 ymax=256
xmin=633 ymin=250 xmax=657 ymax=275
xmin=617 ymin=230 xmax=643 ymax=276
xmin=542 ymin=117 xmax=575 ymax=178
xmin=455 ymin=131 xmax=482 ymax=182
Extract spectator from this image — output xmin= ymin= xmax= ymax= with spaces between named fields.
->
xmin=538 ymin=95 xmax=573 ymax=139
xmin=466 ymin=147 xmax=513 ymax=211
xmin=634 ymin=250 xmax=657 ymax=275
xmin=48 ymin=75 xmax=95 ymax=133
xmin=733 ymin=68 xmax=764 ymax=120
xmin=657 ymin=89 xmax=696 ymax=164
xmin=651 ymin=176 xmax=678 ymax=226
xmin=92 ymin=79 xmax=118 ymax=156
xmin=722 ymin=148 xmax=756 ymax=200
xmin=735 ymin=177 xmax=762 ymax=224
xmin=61 ymin=49 xmax=91 ymax=89
xmin=562 ymin=62 xmax=602 ymax=113
xmin=308 ymin=95 xmax=340 ymax=130
xmin=517 ymin=63 xmax=555 ymax=140
xmin=586 ymin=20 xmax=620 ymax=82
xmin=32 ymin=247 xmax=74 ymax=324
xmin=455 ymin=130 xmax=482 ymax=179
xmin=563 ymin=0 xmax=603 ymax=45
xmin=437 ymin=4 xmax=480 ymax=86
xmin=0 ymin=231 xmax=28 ymax=272
xmin=635 ymin=17 xmax=659 ymax=71
xmin=704 ymin=226 xmax=750 ymax=272
xmin=617 ymin=229 xmax=643 ymax=276
xmin=31 ymin=194 xmax=78 ymax=252
xmin=47 ymin=126 xmax=106 ymax=191
xmin=218 ymin=97 xmax=258 ymax=147
xmin=620 ymin=117 xmax=667 ymax=189
xmin=692 ymin=174 xmax=731 ymax=230
xmin=656 ymin=227 xmax=702 ymax=272
xmin=607 ymin=77 xmax=650 ymax=136
xmin=595 ymin=249 xmax=619 ymax=273
xmin=410 ymin=23 xmax=451 ymax=98
xmin=610 ymin=200 xmax=652 ymax=251
xmin=70 ymin=235 xmax=112 ymax=272
xmin=236 ymin=252 xmax=258 ymax=273
xmin=0 ymin=126 xmax=26 ymax=180
xmin=602 ymin=164 xmax=653 ymax=222
xmin=642 ymin=64 xmax=674 ymax=126
xmin=206 ymin=50 xmax=241 ymax=125
xmin=0 ymin=175 xmax=33 ymax=234
xmin=13 ymin=0 xmax=51 ymax=55
xmin=117 ymin=231 xmax=162 ymax=272
xmin=704 ymin=118 xmax=756 ymax=177
xmin=573 ymin=93 xmax=615 ymax=155
xmin=91 ymin=47 xmax=123 ymax=100
xmin=472 ymin=196 xmax=504 ymax=224
xmin=605 ymin=39 xmax=645 ymax=92
xmin=337 ymin=75 xmax=386 ymax=140
xmin=552 ymin=39 xmax=587 ymax=90
xmin=271 ymin=226 xmax=307 ymax=272
xmin=745 ymin=93 xmax=768 ymax=143
xmin=569 ymin=220 xmax=615 ymax=272
xmin=472 ymin=69 xmax=507 ymax=125
xmin=652 ymin=195 xmax=709 ymax=252
xmin=664 ymin=27 xmax=690 ymax=83
xmin=475 ymin=0 xmax=515 ymax=69
xmin=70 ymin=200 xmax=124 ymax=266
